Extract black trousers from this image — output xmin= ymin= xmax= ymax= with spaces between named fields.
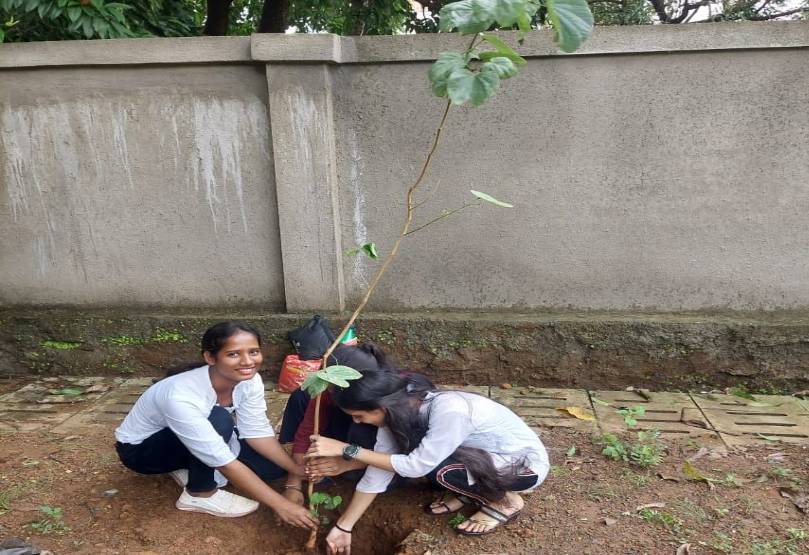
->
xmin=116 ymin=406 xmax=285 ymax=493
xmin=426 ymin=455 xmax=540 ymax=506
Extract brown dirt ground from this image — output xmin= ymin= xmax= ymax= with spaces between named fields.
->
xmin=2 ymin=424 xmax=809 ymax=554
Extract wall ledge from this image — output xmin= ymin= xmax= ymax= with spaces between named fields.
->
xmin=2 ymin=21 xmax=809 ymax=69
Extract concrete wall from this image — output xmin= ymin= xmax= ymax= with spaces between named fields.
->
xmin=2 ymin=24 xmax=809 ymax=313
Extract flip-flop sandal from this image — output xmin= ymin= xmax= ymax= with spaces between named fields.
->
xmin=422 ymin=494 xmax=474 ymax=515
xmin=455 ymin=505 xmax=522 ymax=536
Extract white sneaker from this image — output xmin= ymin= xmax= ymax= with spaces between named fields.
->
xmin=175 ymin=489 xmax=259 ymax=517
xmin=169 ymin=469 xmax=228 ymax=488
xmin=169 ymin=469 xmax=188 ymax=488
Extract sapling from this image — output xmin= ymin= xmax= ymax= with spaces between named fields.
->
xmin=301 ymin=0 xmax=594 ymax=550
xmin=309 ymin=492 xmax=343 ymax=525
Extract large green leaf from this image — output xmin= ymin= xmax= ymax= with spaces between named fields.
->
xmin=317 ymin=365 xmax=363 ymax=388
xmin=546 ymin=0 xmax=593 ymax=53
xmin=429 ymin=51 xmax=468 ymax=98
xmin=470 ymin=190 xmax=514 ymax=207
xmin=491 ymin=0 xmax=535 ymax=27
xmin=482 ymin=57 xmax=518 ymax=79
xmin=300 ymin=372 xmax=329 ymax=397
xmin=447 ymin=68 xmax=500 ymax=106
xmin=438 ymin=0 xmax=496 ymax=34
xmin=480 ymin=33 xmax=527 ymax=65
xmin=429 ymin=51 xmax=467 ymax=82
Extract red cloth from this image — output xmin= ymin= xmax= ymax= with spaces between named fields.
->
xmin=293 ymin=390 xmax=333 ymax=454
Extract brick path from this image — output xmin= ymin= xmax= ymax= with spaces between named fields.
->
xmin=2 ymin=377 xmax=809 ymax=447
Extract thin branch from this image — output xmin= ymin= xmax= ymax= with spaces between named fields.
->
xmin=412 ymin=178 xmax=442 ymax=210
xmin=404 ymin=202 xmax=479 ymax=236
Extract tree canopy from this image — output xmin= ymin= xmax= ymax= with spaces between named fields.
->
xmin=0 ymin=0 xmax=805 ymax=43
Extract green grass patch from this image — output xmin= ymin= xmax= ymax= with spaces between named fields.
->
xmin=41 ymin=340 xmax=82 ymax=350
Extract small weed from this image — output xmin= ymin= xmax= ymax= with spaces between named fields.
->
xmin=566 ymin=445 xmax=577 ymax=457
xmin=748 ymin=528 xmax=809 ymax=555
xmin=672 ymin=498 xmax=708 ymax=521
xmin=550 ymin=465 xmax=570 ymax=478
xmin=150 ymin=328 xmax=185 ymax=343
xmin=594 ymin=430 xmax=663 ymax=468
xmin=738 ymin=496 xmax=762 ymax=515
xmin=787 ymin=528 xmax=806 ymax=541
xmin=448 ymin=513 xmax=466 ymax=528
xmin=0 ymin=485 xmax=26 ymax=514
xmin=586 ymin=484 xmax=618 ymax=502
xmin=617 ymin=406 xmax=646 ymax=427
xmin=769 ymin=466 xmax=792 ymax=479
xmin=767 ymin=466 xmax=802 ymax=487
xmin=638 ymin=508 xmax=683 ymax=530
xmin=703 ymin=531 xmax=734 ymax=553
xmin=103 ymin=335 xmax=145 ymax=346
xmin=722 ymin=473 xmax=743 ymax=488
xmin=622 ymin=468 xmax=649 ymax=487
xmin=28 ymin=505 xmax=70 ymax=535
xmin=713 ymin=506 xmax=730 ymax=518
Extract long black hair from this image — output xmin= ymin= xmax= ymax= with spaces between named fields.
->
xmin=165 ymin=321 xmax=262 ymax=377
xmin=325 ymin=341 xmax=394 ymax=373
xmin=332 ymin=371 xmax=520 ymax=502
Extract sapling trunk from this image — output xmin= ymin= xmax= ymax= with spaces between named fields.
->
xmin=303 ymin=98 xmax=454 ymax=552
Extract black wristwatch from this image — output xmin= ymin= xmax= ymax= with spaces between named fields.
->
xmin=342 ymin=443 xmax=360 ymax=461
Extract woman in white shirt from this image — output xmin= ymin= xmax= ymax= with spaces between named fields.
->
xmin=115 ymin=321 xmax=316 ymax=529
xmin=305 ymin=371 xmax=549 ymax=554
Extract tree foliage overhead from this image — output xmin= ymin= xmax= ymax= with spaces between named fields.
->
xmin=0 ymin=0 xmax=806 ymax=42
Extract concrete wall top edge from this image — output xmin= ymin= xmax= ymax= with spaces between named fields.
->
xmin=2 ymin=21 xmax=808 ymax=69
xmin=0 ymin=35 xmax=253 ymax=69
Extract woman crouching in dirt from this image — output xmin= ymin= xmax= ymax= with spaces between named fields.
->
xmin=114 ymin=321 xmax=317 ymax=529
xmin=305 ymin=371 xmax=549 ymax=554
xmin=279 ymin=342 xmax=433 ymax=495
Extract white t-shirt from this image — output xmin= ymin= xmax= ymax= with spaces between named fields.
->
xmin=356 ymin=391 xmax=549 ymax=494
xmin=115 ymin=366 xmax=274 ymax=468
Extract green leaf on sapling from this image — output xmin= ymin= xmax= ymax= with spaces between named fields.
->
xmin=470 ymin=190 xmax=514 ymax=207
xmin=317 ymin=365 xmax=363 ymax=388
xmin=447 ymin=67 xmax=500 ymax=106
xmin=438 ymin=0 xmax=495 ymax=34
xmin=480 ymin=33 xmax=527 ymax=64
xmin=482 ymin=56 xmax=518 ymax=79
xmin=429 ymin=51 xmax=468 ymax=98
xmin=300 ymin=373 xmax=329 ymax=397
xmin=545 ymin=0 xmax=593 ymax=53
xmin=491 ymin=0 xmax=535 ymax=27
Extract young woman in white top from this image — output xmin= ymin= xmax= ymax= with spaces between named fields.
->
xmin=305 ymin=371 xmax=549 ymax=554
xmin=115 ymin=321 xmax=316 ymax=529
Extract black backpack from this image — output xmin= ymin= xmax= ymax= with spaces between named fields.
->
xmin=287 ymin=315 xmax=336 ymax=361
